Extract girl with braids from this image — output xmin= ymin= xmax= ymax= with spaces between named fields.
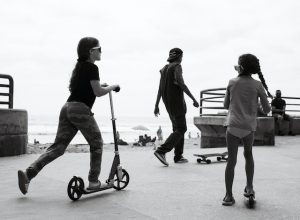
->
xmin=222 ymin=54 xmax=271 ymax=206
xmin=18 ymin=37 xmax=120 ymax=195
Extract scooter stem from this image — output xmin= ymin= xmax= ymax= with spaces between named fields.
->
xmin=109 ymin=92 xmax=115 ymax=120
xmin=109 ymin=91 xmax=119 ymax=153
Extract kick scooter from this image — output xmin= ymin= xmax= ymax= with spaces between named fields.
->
xmin=67 ymin=88 xmax=130 ymax=201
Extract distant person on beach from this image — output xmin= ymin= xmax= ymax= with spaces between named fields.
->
xmin=18 ymin=37 xmax=120 ymax=195
xmin=223 ymin=54 xmax=271 ymax=206
xmin=157 ymin=125 xmax=163 ymax=141
xmin=271 ymin=90 xmax=291 ymax=135
xmin=153 ymin=48 xmax=199 ymax=166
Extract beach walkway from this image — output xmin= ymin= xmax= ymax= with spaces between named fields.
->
xmin=1 ymin=136 xmax=300 ymax=220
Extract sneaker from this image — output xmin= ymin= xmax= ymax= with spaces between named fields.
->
xmin=87 ymin=180 xmax=101 ymax=190
xmin=154 ymin=151 xmax=169 ymax=166
xmin=222 ymin=194 xmax=235 ymax=206
xmin=244 ymin=187 xmax=255 ymax=198
xmin=18 ymin=170 xmax=30 ymax=195
xmin=174 ymin=157 xmax=189 ymax=163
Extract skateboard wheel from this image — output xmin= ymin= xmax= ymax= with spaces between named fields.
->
xmin=67 ymin=176 xmax=84 ymax=201
xmin=113 ymin=169 xmax=130 ymax=190
xmin=197 ymin=158 xmax=202 ymax=163
xmin=206 ymin=159 xmax=211 ymax=164
xmin=217 ymin=157 xmax=221 ymax=161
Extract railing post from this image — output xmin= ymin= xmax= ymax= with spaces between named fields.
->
xmin=200 ymin=91 xmax=203 ymax=116
xmin=8 ymin=76 xmax=14 ymax=109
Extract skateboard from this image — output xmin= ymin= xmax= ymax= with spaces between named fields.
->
xmin=193 ymin=152 xmax=228 ymax=164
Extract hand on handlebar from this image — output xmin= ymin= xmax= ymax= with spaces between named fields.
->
xmin=113 ymin=85 xmax=120 ymax=92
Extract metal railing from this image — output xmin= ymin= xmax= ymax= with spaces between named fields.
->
xmin=0 ymin=74 xmax=14 ymax=109
xmin=199 ymin=88 xmax=300 ymax=117
xmin=200 ymin=88 xmax=226 ymax=116
xmin=281 ymin=97 xmax=300 ymax=114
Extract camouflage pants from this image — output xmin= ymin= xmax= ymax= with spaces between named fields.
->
xmin=27 ymin=102 xmax=103 ymax=182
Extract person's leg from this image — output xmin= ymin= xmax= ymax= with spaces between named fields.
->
xmin=277 ymin=115 xmax=283 ymax=134
xmin=26 ymin=103 xmax=78 ymax=180
xmin=156 ymin=114 xmax=179 ymax=154
xmin=67 ymin=102 xmax=103 ymax=183
xmin=225 ymin=130 xmax=240 ymax=197
xmin=284 ymin=114 xmax=294 ymax=135
xmin=173 ymin=115 xmax=187 ymax=162
xmin=154 ymin=114 xmax=178 ymax=166
xmin=18 ymin=103 xmax=77 ymax=195
xmin=242 ymin=132 xmax=255 ymax=194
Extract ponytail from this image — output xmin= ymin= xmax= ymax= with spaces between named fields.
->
xmin=69 ymin=61 xmax=83 ymax=92
xmin=257 ymin=71 xmax=272 ymax=98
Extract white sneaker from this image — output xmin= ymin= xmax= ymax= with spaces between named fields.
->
xmin=87 ymin=180 xmax=101 ymax=190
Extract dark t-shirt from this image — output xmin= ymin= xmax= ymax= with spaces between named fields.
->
xmin=67 ymin=62 xmax=100 ymax=108
xmin=159 ymin=62 xmax=186 ymax=116
xmin=271 ymin=98 xmax=286 ymax=115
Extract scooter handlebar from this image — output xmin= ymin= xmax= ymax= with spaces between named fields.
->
xmin=113 ymin=86 xmax=120 ymax=92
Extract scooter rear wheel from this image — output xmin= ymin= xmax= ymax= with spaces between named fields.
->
xmin=113 ymin=169 xmax=130 ymax=190
xmin=67 ymin=176 xmax=84 ymax=201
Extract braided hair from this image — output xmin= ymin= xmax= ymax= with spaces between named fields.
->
xmin=238 ymin=54 xmax=273 ymax=98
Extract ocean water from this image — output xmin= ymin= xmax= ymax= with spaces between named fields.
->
xmin=28 ymin=115 xmax=200 ymax=144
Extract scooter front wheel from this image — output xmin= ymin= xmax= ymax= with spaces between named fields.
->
xmin=67 ymin=176 xmax=84 ymax=201
xmin=113 ymin=169 xmax=130 ymax=190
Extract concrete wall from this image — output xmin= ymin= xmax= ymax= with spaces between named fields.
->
xmin=194 ymin=116 xmax=275 ymax=148
xmin=0 ymin=109 xmax=28 ymax=156
xmin=288 ymin=117 xmax=300 ymax=135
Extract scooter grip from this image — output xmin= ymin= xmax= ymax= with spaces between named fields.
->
xmin=114 ymin=86 xmax=120 ymax=92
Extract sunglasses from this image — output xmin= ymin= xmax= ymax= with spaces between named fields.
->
xmin=91 ymin=47 xmax=102 ymax=53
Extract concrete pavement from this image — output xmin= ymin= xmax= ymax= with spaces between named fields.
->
xmin=1 ymin=136 xmax=300 ymax=219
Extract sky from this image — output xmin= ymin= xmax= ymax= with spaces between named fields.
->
xmin=1 ymin=0 xmax=300 ymax=119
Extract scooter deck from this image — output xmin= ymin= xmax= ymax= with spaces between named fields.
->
xmin=83 ymin=183 xmax=114 ymax=194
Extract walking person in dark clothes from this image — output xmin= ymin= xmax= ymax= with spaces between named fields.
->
xmin=153 ymin=48 xmax=199 ymax=166
xmin=18 ymin=37 xmax=120 ymax=195
xmin=222 ymin=54 xmax=271 ymax=206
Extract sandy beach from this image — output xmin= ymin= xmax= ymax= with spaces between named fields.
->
xmin=26 ymin=138 xmax=201 ymax=154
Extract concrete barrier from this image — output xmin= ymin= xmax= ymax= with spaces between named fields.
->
xmin=290 ymin=117 xmax=300 ymax=135
xmin=0 ymin=109 xmax=28 ymax=156
xmin=194 ymin=116 xmax=275 ymax=148
xmin=274 ymin=120 xmax=290 ymax=135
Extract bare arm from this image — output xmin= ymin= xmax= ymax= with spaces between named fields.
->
xmin=154 ymin=83 xmax=161 ymax=116
xmin=174 ymin=66 xmax=199 ymax=107
xmin=90 ymin=80 xmax=119 ymax=97
xmin=223 ymin=83 xmax=230 ymax=110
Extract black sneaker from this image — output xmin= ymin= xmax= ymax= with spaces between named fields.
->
xmin=154 ymin=151 xmax=169 ymax=166
xmin=244 ymin=187 xmax=255 ymax=198
xmin=222 ymin=194 xmax=235 ymax=206
xmin=174 ymin=157 xmax=189 ymax=163
xmin=18 ymin=170 xmax=30 ymax=195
